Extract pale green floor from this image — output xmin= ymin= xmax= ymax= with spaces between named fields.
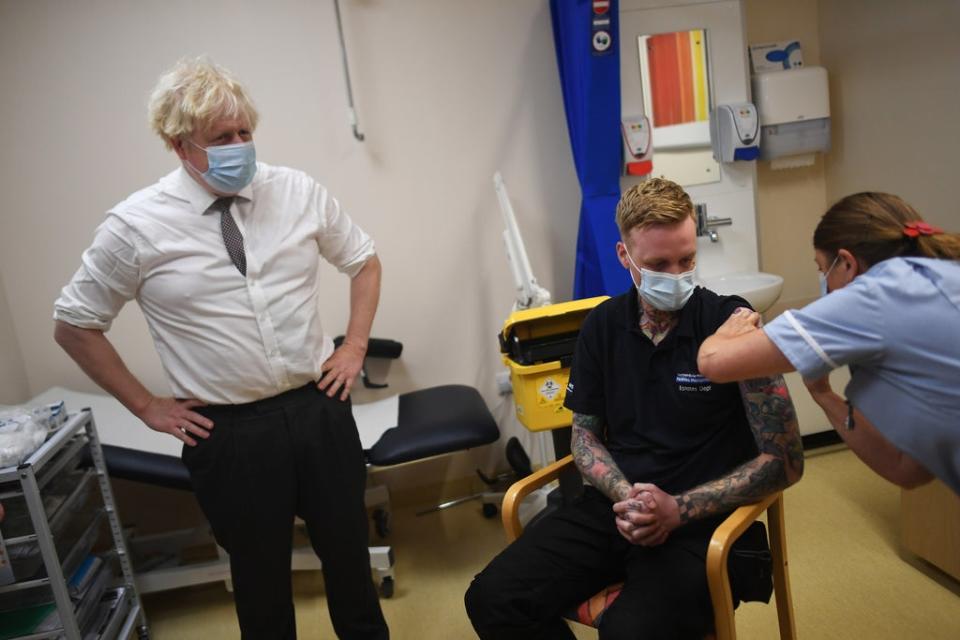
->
xmin=142 ymin=448 xmax=960 ymax=639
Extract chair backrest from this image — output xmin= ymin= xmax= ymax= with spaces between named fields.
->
xmin=707 ymin=492 xmax=797 ymax=640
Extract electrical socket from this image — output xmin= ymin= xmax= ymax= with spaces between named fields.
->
xmin=495 ymin=370 xmax=513 ymax=396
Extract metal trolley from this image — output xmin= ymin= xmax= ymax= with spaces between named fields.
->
xmin=0 ymin=409 xmax=148 ymax=639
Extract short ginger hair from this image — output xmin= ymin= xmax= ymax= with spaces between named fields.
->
xmin=615 ymin=178 xmax=696 ymax=236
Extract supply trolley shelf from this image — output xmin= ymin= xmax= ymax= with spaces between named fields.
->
xmin=0 ymin=409 xmax=148 ymax=639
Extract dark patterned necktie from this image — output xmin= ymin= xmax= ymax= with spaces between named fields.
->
xmin=210 ymin=196 xmax=246 ymax=276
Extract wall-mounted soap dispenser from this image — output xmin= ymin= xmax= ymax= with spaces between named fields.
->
xmin=710 ymin=103 xmax=760 ymax=162
xmin=751 ymin=65 xmax=831 ymax=169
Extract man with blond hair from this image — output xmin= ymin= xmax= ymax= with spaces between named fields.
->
xmin=466 ymin=178 xmax=804 ymax=639
xmin=54 ymin=57 xmax=389 ymax=639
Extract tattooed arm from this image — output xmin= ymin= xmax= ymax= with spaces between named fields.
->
xmin=614 ymin=375 xmax=804 ymax=544
xmin=673 ymin=375 xmax=804 ymax=524
xmin=571 ymin=412 xmax=634 ymax=502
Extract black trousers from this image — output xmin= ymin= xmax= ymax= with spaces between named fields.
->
xmin=465 ymin=488 xmax=718 ymax=640
xmin=182 ymin=383 xmax=389 ymax=640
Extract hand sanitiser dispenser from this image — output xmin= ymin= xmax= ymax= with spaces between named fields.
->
xmin=710 ymin=103 xmax=760 ymax=162
xmin=751 ymin=65 xmax=831 ymax=169
xmin=621 ymin=115 xmax=653 ymax=176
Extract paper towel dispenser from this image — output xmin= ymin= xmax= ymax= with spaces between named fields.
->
xmin=751 ymin=66 xmax=830 ymax=167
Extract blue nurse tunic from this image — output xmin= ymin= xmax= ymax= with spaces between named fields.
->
xmin=764 ymin=257 xmax=960 ymax=494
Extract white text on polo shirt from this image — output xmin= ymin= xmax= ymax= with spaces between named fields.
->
xmin=676 ymin=373 xmax=712 ymax=392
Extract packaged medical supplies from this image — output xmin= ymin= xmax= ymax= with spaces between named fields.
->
xmin=0 ymin=402 xmax=67 ymax=468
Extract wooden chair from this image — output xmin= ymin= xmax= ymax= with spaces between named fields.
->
xmin=501 ymin=455 xmax=798 ymax=640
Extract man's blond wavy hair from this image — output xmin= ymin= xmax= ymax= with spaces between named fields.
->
xmin=148 ymin=56 xmax=259 ymax=150
xmin=615 ymin=178 xmax=695 ymax=237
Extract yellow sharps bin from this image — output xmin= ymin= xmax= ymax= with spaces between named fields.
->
xmin=498 ymin=296 xmax=609 ymax=432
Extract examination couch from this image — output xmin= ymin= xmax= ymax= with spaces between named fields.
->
xmin=28 ymin=338 xmax=500 ymax=598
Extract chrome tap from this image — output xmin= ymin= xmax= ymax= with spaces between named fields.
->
xmin=695 ymin=203 xmax=732 ymax=243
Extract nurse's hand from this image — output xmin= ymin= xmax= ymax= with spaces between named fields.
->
xmin=715 ymin=306 xmax=762 ymax=340
xmin=803 ymin=375 xmax=833 ymax=398
xmin=318 ymin=341 xmax=366 ymax=401
xmin=136 ymin=396 xmax=213 ymax=447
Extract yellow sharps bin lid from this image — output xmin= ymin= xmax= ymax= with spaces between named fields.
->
xmin=499 ymin=296 xmax=609 ymax=353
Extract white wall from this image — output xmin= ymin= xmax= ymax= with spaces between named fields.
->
xmin=819 ymin=0 xmax=960 ymax=231
xmin=8 ymin=1 xmax=954 ymax=489
xmin=0 ymin=268 xmax=29 ymax=405
xmin=620 ymin=0 xmax=760 ymax=279
xmin=0 ymin=0 xmax=581 ymax=487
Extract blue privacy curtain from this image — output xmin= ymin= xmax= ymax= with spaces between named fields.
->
xmin=550 ymin=0 xmax=630 ymax=298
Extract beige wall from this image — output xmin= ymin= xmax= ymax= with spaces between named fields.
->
xmin=819 ymin=0 xmax=960 ymax=231
xmin=744 ymin=0 xmax=828 ymax=314
xmin=747 ymin=0 xmax=960 ymax=317
xmin=744 ymin=0 xmax=834 ymax=435
xmin=743 ymin=0 xmax=960 ymax=436
xmin=0 ymin=269 xmax=29 ymax=405
xmin=0 ymin=0 xmax=576 ymax=490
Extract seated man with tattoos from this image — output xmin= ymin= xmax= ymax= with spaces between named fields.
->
xmin=465 ymin=178 xmax=804 ymax=640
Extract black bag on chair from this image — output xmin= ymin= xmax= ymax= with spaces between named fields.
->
xmin=728 ymin=521 xmax=774 ymax=606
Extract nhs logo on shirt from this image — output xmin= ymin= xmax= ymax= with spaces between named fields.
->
xmin=676 ymin=373 xmax=712 ymax=393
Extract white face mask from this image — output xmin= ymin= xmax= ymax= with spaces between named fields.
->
xmin=624 ymin=249 xmax=696 ymax=311
xmin=818 ymin=255 xmax=840 ymax=297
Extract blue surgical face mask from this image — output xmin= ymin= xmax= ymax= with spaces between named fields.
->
xmin=818 ymin=255 xmax=840 ymax=297
xmin=624 ymin=249 xmax=696 ymax=311
xmin=187 ymin=139 xmax=257 ymax=194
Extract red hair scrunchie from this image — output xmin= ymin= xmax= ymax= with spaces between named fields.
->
xmin=903 ymin=221 xmax=943 ymax=237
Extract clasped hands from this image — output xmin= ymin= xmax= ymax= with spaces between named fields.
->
xmin=612 ymin=483 xmax=681 ymax=547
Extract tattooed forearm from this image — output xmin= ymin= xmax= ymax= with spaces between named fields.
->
xmin=675 ymin=456 xmax=787 ymax=524
xmin=673 ymin=375 xmax=804 ymax=525
xmin=571 ymin=412 xmax=632 ymax=502
xmin=739 ymin=374 xmax=804 ymax=484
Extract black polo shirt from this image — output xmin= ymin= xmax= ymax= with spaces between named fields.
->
xmin=563 ymin=286 xmax=758 ymax=496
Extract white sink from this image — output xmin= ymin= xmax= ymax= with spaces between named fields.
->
xmin=695 ymin=271 xmax=784 ymax=313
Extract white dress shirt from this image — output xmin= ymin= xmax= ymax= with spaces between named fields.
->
xmin=54 ymin=163 xmax=375 ymax=404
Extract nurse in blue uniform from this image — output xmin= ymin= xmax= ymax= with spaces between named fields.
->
xmin=697 ymin=192 xmax=960 ymax=495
